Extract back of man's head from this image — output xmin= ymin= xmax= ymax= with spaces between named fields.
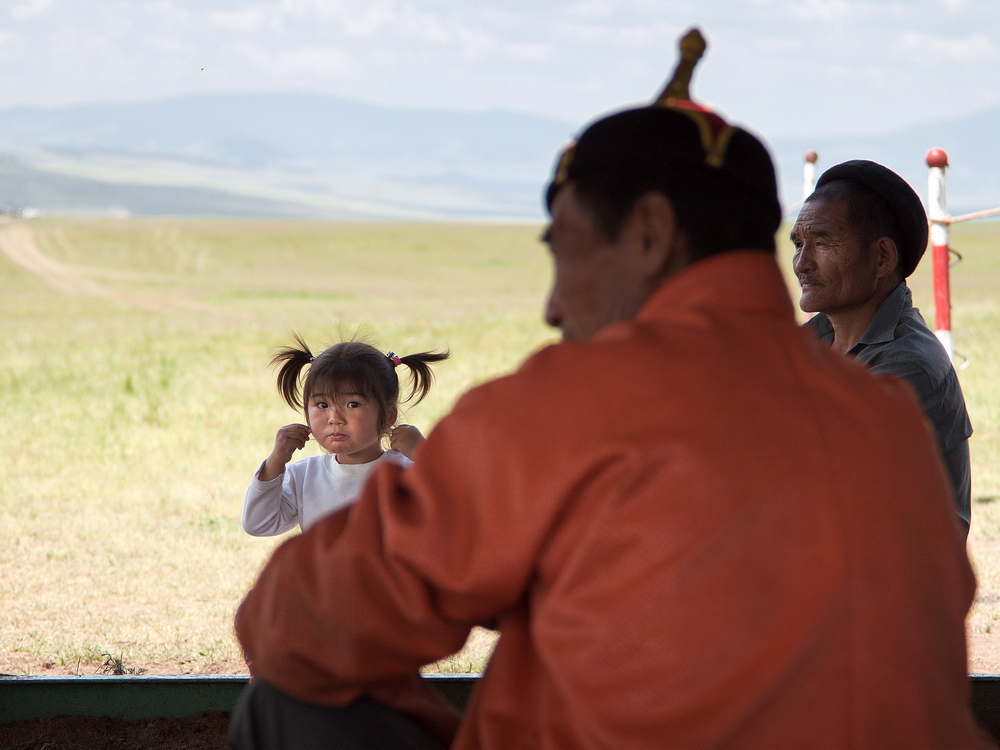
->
xmin=544 ymin=31 xmax=782 ymax=263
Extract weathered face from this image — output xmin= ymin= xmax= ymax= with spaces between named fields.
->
xmin=791 ymin=197 xmax=882 ymax=315
xmin=542 ymin=183 xmax=655 ymax=341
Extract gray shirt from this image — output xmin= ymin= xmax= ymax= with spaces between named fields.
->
xmin=806 ymin=282 xmax=973 ymax=536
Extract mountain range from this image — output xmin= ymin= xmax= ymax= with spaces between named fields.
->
xmin=1 ymin=91 xmax=998 ymax=220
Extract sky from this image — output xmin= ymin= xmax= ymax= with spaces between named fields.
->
xmin=1 ymin=0 xmax=999 ymax=140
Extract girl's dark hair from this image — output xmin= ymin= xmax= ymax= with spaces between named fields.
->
xmin=270 ymin=334 xmax=449 ymax=433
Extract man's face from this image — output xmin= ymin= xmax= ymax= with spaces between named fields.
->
xmin=791 ymin=197 xmax=881 ymax=315
xmin=542 ymin=184 xmax=654 ymax=341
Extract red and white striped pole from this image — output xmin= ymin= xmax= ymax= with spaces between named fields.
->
xmin=803 ymin=149 xmax=819 ymax=200
xmin=925 ymin=147 xmax=954 ymax=363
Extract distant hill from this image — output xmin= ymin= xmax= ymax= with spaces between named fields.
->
xmin=0 ymin=92 xmax=577 ymax=220
xmin=770 ymin=106 xmax=1000 ymax=215
xmin=1 ymin=92 xmax=998 ymax=219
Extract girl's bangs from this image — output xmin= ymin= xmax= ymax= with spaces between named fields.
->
xmin=306 ymin=358 xmax=383 ymax=404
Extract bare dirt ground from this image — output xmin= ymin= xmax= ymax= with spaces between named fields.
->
xmin=969 ymin=633 xmax=1000 ymax=674
xmin=969 ymin=539 xmax=1000 ymax=673
xmin=0 ymin=711 xmax=231 ymax=750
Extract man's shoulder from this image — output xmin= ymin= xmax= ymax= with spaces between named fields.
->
xmin=862 ymin=309 xmax=952 ymax=382
xmin=448 ymin=328 xmax=680 ymax=434
xmin=454 ymin=340 xmax=590 ymax=410
xmin=856 ymin=285 xmax=942 ymax=371
xmin=859 ymin=305 xmax=972 ymax=444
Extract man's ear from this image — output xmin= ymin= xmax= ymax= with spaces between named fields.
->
xmin=873 ymin=236 xmax=899 ymax=280
xmin=629 ymin=191 xmax=684 ymax=283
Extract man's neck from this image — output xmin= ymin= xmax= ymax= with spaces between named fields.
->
xmin=824 ymin=282 xmax=899 ymax=355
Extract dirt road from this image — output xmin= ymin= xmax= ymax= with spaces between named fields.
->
xmin=0 ymin=220 xmax=223 ymax=314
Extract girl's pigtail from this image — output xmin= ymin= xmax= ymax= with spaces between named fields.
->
xmin=270 ymin=333 xmax=314 ymax=411
xmin=398 ymin=350 xmax=450 ymax=406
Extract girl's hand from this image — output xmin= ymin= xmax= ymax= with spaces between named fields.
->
xmin=258 ymin=424 xmax=311 ymax=481
xmin=390 ymin=424 xmax=425 ymax=460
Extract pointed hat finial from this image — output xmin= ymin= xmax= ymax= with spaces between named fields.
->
xmin=655 ymin=28 xmax=706 ymax=105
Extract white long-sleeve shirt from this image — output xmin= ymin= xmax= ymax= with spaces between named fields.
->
xmin=242 ymin=450 xmax=412 ymax=536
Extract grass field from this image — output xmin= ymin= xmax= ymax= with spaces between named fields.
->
xmin=1 ymin=216 xmax=998 ymax=676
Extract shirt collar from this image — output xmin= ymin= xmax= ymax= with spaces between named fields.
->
xmin=806 ymin=312 xmax=834 ymax=342
xmin=804 ymin=281 xmax=910 ymax=350
xmin=856 ymin=281 xmax=909 ymax=347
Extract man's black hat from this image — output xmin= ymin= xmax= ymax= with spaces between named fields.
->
xmin=815 ymin=160 xmax=928 ymax=278
xmin=544 ymin=28 xmax=781 ymax=237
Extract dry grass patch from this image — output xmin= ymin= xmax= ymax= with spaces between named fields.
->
xmin=1 ymin=218 xmax=551 ymax=675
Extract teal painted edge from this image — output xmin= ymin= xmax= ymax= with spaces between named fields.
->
xmin=0 ymin=674 xmax=481 ymax=723
xmin=3 ymin=674 xmax=1000 ymax=734
xmin=0 ymin=675 xmax=249 ymax=723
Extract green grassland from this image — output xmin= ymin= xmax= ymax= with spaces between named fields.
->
xmin=0 ymin=216 xmax=998 ymax=675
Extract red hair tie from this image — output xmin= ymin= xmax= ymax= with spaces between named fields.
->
xmin=386 ymin=351 xmax=401 ymax=367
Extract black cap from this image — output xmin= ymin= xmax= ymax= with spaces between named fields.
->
xmin=545 ymin=28 xmax=781 ymax=235
xmin=815 ymin=160 xmax=928 ymax=278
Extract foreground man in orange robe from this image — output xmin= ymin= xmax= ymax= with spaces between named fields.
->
xmin=230 ymin=30 xmax=984 ymax=749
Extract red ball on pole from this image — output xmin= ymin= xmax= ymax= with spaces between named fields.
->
xmin=804 ymin=149 xmax=819 ymax=164
xmin=926 ymin=146 xmax=953 ymax=361
xmin=926 ymin=148 xmax=949 ymax=169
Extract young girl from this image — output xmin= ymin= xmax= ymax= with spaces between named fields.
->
xmin=242 ymin=335 xmax=449 ymax=536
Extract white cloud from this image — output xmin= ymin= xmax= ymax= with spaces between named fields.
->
xmin=554 ymin=20 xmax=683 ymax=47
xmin=893 ymin=31 xmax=998 ymax=62
xmin=250 ymin=43 xmax=353 ymax=77
xmin=501 ymin=41 xmax=553 ymax=63
xmin=753 ymin=37 xmax=804 ymax=52
xmin=0 ymin=0 xmax=997 ymax=140
xmin=566 ymin=0 xmax=613 ymax=19
xmin=776 ymin=0 xmax=892 ymax=23
xmin=207 ymin=9 xmax=267 ymax=32
xmin=10 ymin=0 xmax=52 ymax=20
